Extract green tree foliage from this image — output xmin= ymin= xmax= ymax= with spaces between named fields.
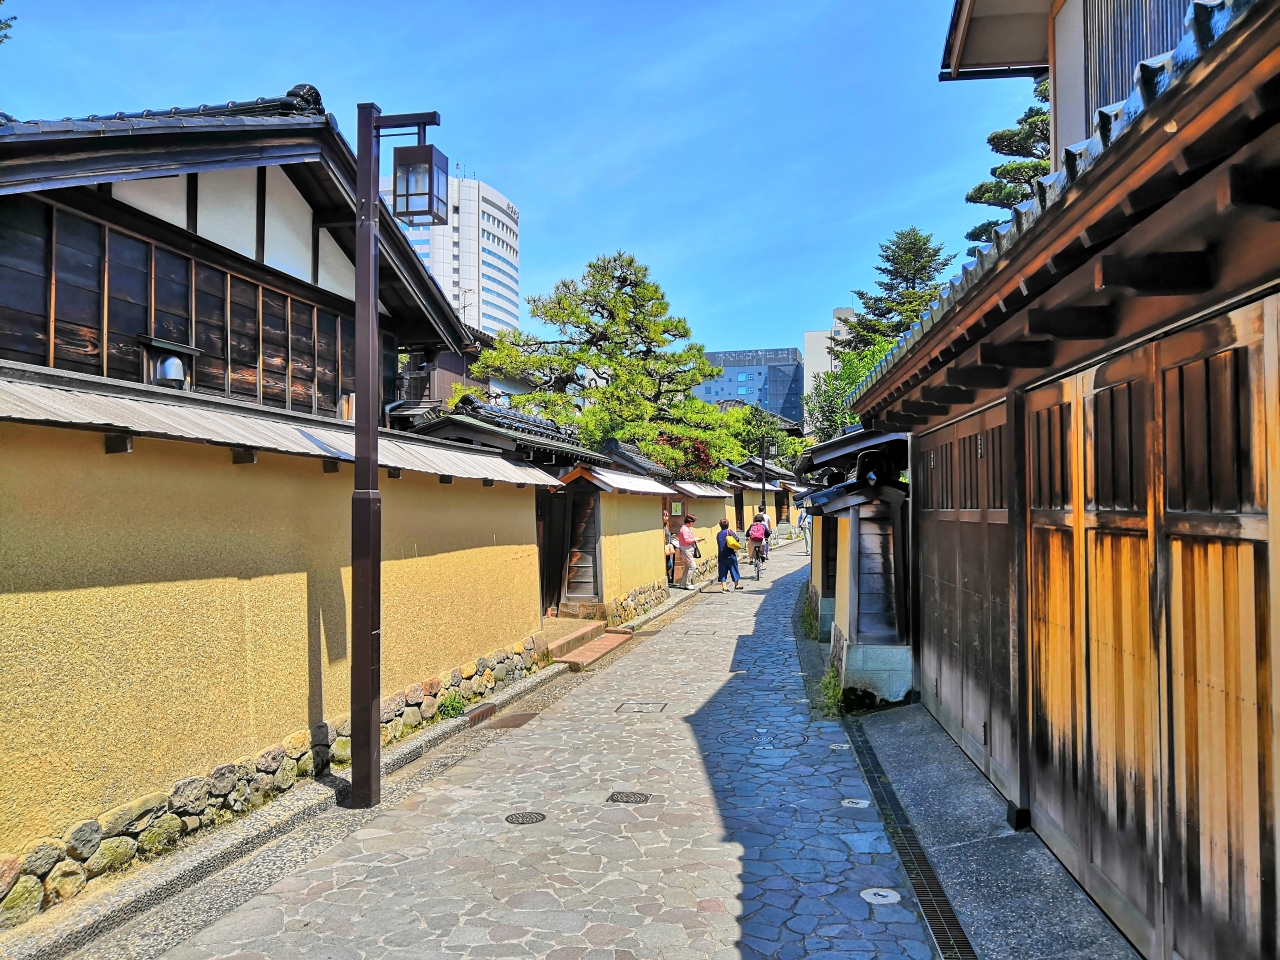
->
xmin=808 ymin=226 xmax=955 ymax=444
xmin=721 ymin=403 xmax=809 ymax=471
xmin=965 ymin=80 xmax=1050 ymax=254
xmin=832 ymin=226 xmax=955 ymax=352
xmin=0 ymin=1 xmax=14 ymax=46
xmin=467 ymin=252 xmax=741 ymax=482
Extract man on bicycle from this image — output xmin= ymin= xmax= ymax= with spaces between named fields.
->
xmin=747 ymin=513 xmax=769 ymax=567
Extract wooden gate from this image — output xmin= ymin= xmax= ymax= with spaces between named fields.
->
xmin=1023 ymin=300 xmax=1278 ymax=959
xmin=916 ymin=404 xmax=1016 ymax=800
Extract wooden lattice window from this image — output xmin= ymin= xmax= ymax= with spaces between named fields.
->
xmin=1031 ymin=402 xmax=1072 ymax=510
xmin=1091 ymin=381 xmax=1146 ymax=512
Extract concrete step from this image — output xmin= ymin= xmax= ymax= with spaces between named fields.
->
xmin=556 ymin=627 xmax=635 ymax=672
xmin=546 ymin=620 xmax=607 ymax=660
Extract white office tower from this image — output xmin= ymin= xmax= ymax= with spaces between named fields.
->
xmin=382 ymin=176 xmax=521 ymax=335
xmin=801 ymin=308 xmax=854 ymax=427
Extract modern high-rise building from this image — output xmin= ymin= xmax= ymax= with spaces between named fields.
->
xmin=382 ymin=175 xmax=521 ymax=336
xmin=801 ymin=308 xmax=854 ymax=428
xmin=695 ymin=349 xmax=804 ymax=423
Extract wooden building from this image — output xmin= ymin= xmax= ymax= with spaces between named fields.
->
xmin=0 ymin=88 xmax=562 ymax=865
xmin=852 ymin=4 xmax=1280 ymax=958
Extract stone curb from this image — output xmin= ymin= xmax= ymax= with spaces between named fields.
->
xmin=0 ymin=662 xmax=571 ymax=960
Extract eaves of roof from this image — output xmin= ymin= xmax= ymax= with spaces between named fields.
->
xmin=416 ymin=414 xmax=609 ymax=464
xmin=850 ymin=0 xmax=1273 ymax=414
xmin=0 ymin=87 xmax=472 ymax=356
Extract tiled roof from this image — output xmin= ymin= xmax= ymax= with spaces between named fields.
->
xmin=453 ymin=394 xmax=581 ymax=444
xmin=0 ymin=84 xmax=328 ymax=140
xmin=603 ymin=439 xmax=675 ymax=480
xmin=849 ymin=0 xmax=1264 ymax=408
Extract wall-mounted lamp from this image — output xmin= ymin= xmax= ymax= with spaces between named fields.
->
xmin=392 ymin=144 xmax=449 ymax=226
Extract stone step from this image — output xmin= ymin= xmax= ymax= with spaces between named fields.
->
xmin=545 ymin=621 xmax=607 ymax=660
xmin=555 ymin=628 xmax=635 ymax=672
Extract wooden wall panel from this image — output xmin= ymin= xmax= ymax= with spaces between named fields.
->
xmin=1167 ymin=537 xmax=1274 ymax=960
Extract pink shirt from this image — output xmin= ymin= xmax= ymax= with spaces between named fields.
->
xmin=678 ymin=525 xmax=698 ymax=546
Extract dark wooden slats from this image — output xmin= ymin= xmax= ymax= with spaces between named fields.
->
xmin=260 ymin=289 xmax=288 ymax=409
xmin=563 ymin=492 xmax=600 ymax=602
xmin=228 ymin=277 xmax=259 ymax=401
xmin=922 ymin=442 xmax=955 ymax=511
xmin=152 ymin=248 xmax=190 ymax=346
xmin=958 ymin=434 xmax=980 ymax=509
xmin=340 ymin=318 xmax=355 ymax=399
xmin=54 ymin=213 xmax=103 ymax=375
xmin=106 ymin=231 xmax=148 ymax=382
xmin=987 ymin=425 xmax=1006 ymax=509
xmin=1032 ymin=402 xmax=1073 ymax=510
xmin=0 ymin=195 xmax=49 ymax=366
xmin=821 ymin=515 xmax=839 ymax=597
xmin=1164 ymin=347 xmax=1256 ymax=514
xmin=289 ymin=299 xmax=314 ymax=412
xmin=1091 ymin=382 xmax=1145 ymax=512
xmin=316 ymin=310 xmax=339 ymax=414
xmin=193 ymin=265 xmax=227 ymax=395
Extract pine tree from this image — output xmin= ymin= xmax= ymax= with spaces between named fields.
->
xmin=965 ymin=80 xmax=1050 ymax=254
xmin=832 ymin=226 xmax=956 ymax=351
xmin=0 ymin=1 xmax=15 ymax=46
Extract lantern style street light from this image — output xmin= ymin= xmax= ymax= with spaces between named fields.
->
xmin=350 ymin=102 xmax=448 ymax=810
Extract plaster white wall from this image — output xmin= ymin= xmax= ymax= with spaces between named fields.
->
xmin=1052 ymin=0 xmax=1088 ymax=165
xmin=197 ymin=167 xmax=257 ymax=259
xmin=317 ymin=229 xmax=355 ymax=300
xmin=114 ymin=174 xmax=187 ymax=228
xmin=263 ymin=166 xmax=313 ymax=283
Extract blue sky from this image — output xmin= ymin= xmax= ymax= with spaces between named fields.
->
xmin=0 ymin=0 xmax=1037 ymax=352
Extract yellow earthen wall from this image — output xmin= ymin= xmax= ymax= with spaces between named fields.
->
xmin=833 ymin=516 xmax=851 ymax=641
xmin=684 ymin=497 xmax=731 ymax=549
xmin=0 ymin=421 xmax=541 ymax=851
xmin=598 ymin=492 xmax=666 ymax=600
xmin=810 ymin=514 xmax=823 ymax=585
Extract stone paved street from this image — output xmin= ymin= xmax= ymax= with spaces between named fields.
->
xmin=162 ymin=546 xmax=937 ymax=960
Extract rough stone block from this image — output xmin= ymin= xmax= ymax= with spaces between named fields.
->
xmin=180 ymin=816 xmax=201 ymax=834
xmin=98 ymin=793 xmax=167 ymax=839
xmin=234 ymin=758 xmax=256 ymax=782
xmin=335 ymin=716 xmax=351 ymax=738
xmin=494 ymin=663 xmax=507 ymax=682
xmin=207 ymin=764 xmax=238 ymax=796
xmin=449 ymin=667 xmax=462 ymax=686
xmin=522 ymin=652 xmax=533 ymax=668
xmin=247 ymin=774 xmax=272 ymax=807
xmin=168 ymin=776 xmax=209 ymax=816
xmin=274 ymin=756 xmax=298 ymax=792
xmin=137 ymin=814 xmax=183 ymax=856
xmin=511 ymin=642 xmax=525 ymax=656
xmin=19 ymin=839 xmax=65 ymax=879
xmin=459 ymin=679 xmax=474 ymax=699
xmin=523 ymin=637 xmax=535 ymax=651
xmin=310 ymin=744 xmax=330 ymax=774
xmin=421 ymin=697 xmax=438 ymax=720
xmin=424 ymin=677 xmax=441 ymax=696
xmin=460 ymin=661 xmax=477 ymax=680
xmin=255 ymin=745 xmax=285 ymax=774
xmin=379 ymin=696 xmax=397 ymax=723
xmin=482 ymin=668 xmax=495 ymax=689
xmin=331 ymin=737 xmax=352 ymax=763
xmin=84 ymin=837 xmax=136 ymax=879
xmin=295 ymin=750 xmax=314 ymax=779
xmin=226 ymin=781 xmax=250 ymax=813
xmin=0 ymin=856 xmax=19 ymax=901
xmin=0 ymin=875 xmax=42 ymax=930
xmin=533 ymin=636 xmax=549 ymax=658
xmin=62 ymin=820 xmax=101 ymax=862
xmin=403 ymin=705 xmax=422 ymax=728
xmin=312 ymin=720 xmax=336 ymax=746
xmin=404 ymin=682 xmax=424 ymax=706
xmin=42 ymin=859 xmax=86 ymax=907
xmin=283 ymin=729 xmax=311 ymax=759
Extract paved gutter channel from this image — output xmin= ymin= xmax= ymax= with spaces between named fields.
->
xmin=788 ymin=581 xmax=1140 ymax=960
xmin=6 ymin=585 xmax=717 ymax=960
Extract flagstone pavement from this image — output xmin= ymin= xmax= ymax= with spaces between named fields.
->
xmin=163 ymin=547 xmax=938 ymax=960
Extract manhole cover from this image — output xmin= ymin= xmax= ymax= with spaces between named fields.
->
xmin=717 ymin=731 xmax=809 ymax=749
xmin=860 ymin=887 xmax=901 ymax=904
xmin=616 ymin=702 xmax=667 ymax=713
xmin=830 ymin=743 xmax=851 ymax=750
xmin=842 ymin=798 xmax=872 ymax=808
xmin=505 ymin=811 xmax=547 ymax=825
xmin=607 ymin=791 xmax=651 ymax=804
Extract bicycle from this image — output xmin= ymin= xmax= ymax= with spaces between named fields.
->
xmin=749 ymin=541 xmax=765 ymax=580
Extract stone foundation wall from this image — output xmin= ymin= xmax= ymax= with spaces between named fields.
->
xmin=605 ymin=577 xmax=671 ymax=627
xmin=843 ymin=644 xmax=912 ymax=703
xmin=0 ymin=634 xmax=550 ymax=931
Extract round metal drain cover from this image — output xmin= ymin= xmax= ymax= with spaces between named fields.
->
xmin=505 ymin=811 xmax=547 ymax=825
xmin=607 ymin=791 xmax=651 ymax=804
xmin=717 ymin=731 xmax=809 ymax=749
xmin=860 ymin=887 xmax=901 ymax=904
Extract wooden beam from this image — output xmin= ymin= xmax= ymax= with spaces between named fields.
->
xmin=921 ymin=385 xmax=975 ymax=404
xmin=1094 ymin=251 xmax=1214 ymax=296
xmin=902 ymin=400 xmax=949 ymax=417
xmin=946 ymin=364 xmax=1010 ymax=389
xmin=1219 ymin=164 xmax=1280 ymax=219
xmin=884 ymin=411 xmax=927 ymax=427
xmin=979 ymin=341 xmax=1056 ymax=368
xmin=1026 ymin=306 xmax=1117 ymax=339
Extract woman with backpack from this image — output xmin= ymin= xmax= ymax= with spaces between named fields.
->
xmin=716 ymin=518 xmax=744 ymax=591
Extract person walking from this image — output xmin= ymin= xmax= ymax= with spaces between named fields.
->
xmin=663 ymin=510 xmax=676 ymax=585
xmin=797 ymin=506 xmax=812 ymax=555
xmin=716 ymin=518 xmax=743 ymax=591
xmin=677 ymin=514 xmax=703 ymax=590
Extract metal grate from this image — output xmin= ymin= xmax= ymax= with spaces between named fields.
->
xmin=606 ymin=792 xmax=651 ymax=804
xmin=464 ymin=704 xmax=497 ymax=727
xmin=505 ymin=811 xmax=546 ymax=825
xmin=616 ymin=702 xmax=667 ymax=713
xmin=482 ymin=713 xmax=537 ymax=729
xmin=845 ymin=718 xmax=979 ymax=960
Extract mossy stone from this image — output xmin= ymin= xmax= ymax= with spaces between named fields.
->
xmin=273 ymin=756 xmax=298 ymax=792
xmin=137 ymin=814 xmax=182 ymax=857
xmin=84 ymin=837 xmax=136 ymax=878
xmin=18 ymin=838 xmax=65 ymax=878
xmin=331 ymin=737 xmax=352 ymax=763
xmin=296 ymin=750 xmax=315 ymax=779
xmin=62 ymin=819 xmax=102 ymax=862
xmin=0 ymin=875 xmax=42 ymax=929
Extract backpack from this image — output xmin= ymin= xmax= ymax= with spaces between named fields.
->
xmin=748 ymin=522 xmax=767 ymax=541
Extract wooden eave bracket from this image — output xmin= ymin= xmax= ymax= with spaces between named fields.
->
xmin=1094 ymin=250 xmax=1215 ymax=296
